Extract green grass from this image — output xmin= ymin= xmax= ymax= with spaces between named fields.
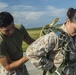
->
xmin=22 ymin=27 xmax=42 ymax=51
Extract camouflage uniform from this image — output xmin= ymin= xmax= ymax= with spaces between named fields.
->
xmin=0 ymin=63 xmax=16 ymax=75
xmin=26 ymin=24 xmax=76 ymax=75
xmin=0 ymin=64 xmax=29 ymax=75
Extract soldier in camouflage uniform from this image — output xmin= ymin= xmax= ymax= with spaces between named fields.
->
xmin=26 ymin=8 xmax=76 ymax=75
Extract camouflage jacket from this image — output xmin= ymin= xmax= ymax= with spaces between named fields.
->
xmin=26 ymin=24 xmax=76 ymax=71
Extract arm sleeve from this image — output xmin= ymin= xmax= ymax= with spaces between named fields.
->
xmin=26 ymin=32 xmax=58 ymax=71
xmin=20 ymin=24 xmax=29 ymax=39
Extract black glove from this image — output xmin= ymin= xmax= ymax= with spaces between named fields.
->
xmin=49 ymin=64 xmax=56 ymax=73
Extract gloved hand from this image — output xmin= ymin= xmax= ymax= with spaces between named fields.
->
xmin=49 ymin=64 xmax=56 ymax=73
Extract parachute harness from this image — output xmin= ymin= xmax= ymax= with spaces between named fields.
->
xmin=39 ymin=18 xmax=70 ymax=75
xmin=39 ymin=18 xmax=61 ymax=75
xmin=39 ymin=18 xmax=59 ymax=37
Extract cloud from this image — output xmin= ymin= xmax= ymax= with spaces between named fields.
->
xmin=10 ymin=5 xmax=67 ymax=28
xmin=0 ymin=2 xmax=67 ymax=28
xmin=25 ymin=11 xmax=45 ymax=20
xmin=41 ymin=0 xmax=56 ymax=2
xmin=9 ymin=5 xmax=46 ymax=22
xmin=12 ymin=11 xmax=44 ymax=21
xmin=46 ymin=6 xmax=67 ymax=17
xmin=11 ymin=5 xmax=34 ymax=11
xmin=0 ymin=2 xmax=8 ymax=10
xmin=12 ymin=11 xmax=46 ymax=26
xmin=11 ymin=5 xmax=66 ymax=21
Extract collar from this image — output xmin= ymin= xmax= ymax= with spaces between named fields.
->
xmin=59 ymin=24 xmax=68 ymax=33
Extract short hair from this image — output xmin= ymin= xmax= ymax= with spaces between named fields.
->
xmin=67 ymin=8 xmax=76 ymax=23
xmin=0 ymin=12 xmax=14 ymax=27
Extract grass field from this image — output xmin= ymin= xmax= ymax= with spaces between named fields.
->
xmin=22 ymin=27 xmax=42 ymax=51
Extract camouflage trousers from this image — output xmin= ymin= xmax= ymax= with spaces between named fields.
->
xmin=0 ymin=64 xmax=29 ymax=75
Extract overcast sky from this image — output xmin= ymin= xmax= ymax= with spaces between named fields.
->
xmin=0 ymin=0 xmax=76 ymax=28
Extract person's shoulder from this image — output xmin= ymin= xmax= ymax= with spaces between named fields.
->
xmin=15 ymin=24 xmax=26 ymax=31
xmin=15 ymin=24 xmax=23 ymax=29
xmin=0 ymin=35 xmax=5 ymax=44
xmin=0 ymin=32 xmax=5 ymax=42
xmin=15 ymin=24 xmax=27 ymax=34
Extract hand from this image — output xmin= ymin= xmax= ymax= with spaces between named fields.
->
xmin=49 ymin=65 xmax=56 ymax=73
xmin=23 ymin=56 xmax=29 ymax=63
